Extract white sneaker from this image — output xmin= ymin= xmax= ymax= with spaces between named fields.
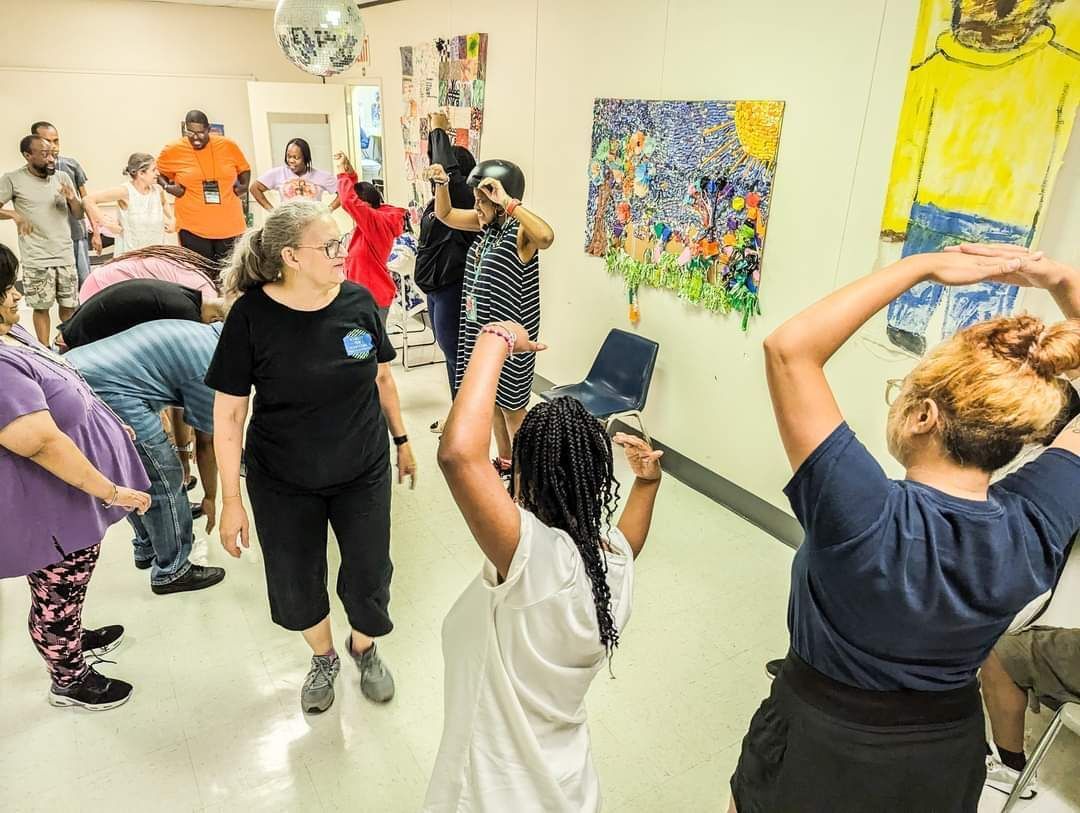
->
xmin=985 ymin=755 xmax=1037 ymax=800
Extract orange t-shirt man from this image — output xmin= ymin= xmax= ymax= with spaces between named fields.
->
xmin=157 ymin=126 xmax=251 ymax=247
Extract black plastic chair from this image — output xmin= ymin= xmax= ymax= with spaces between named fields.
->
xmin=540 ymin=329 xmax=659 ymax=442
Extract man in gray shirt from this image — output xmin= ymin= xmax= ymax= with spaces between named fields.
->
xmin=0 ymin=134 xmax=82 ymax=344
xmin=32 ymin=122 xmax=90 ymax=288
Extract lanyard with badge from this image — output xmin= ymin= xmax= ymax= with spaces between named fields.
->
xmin=464 ymin=219 xmax=513 ymax=323
xmin=192 ymin=141 xmax=221 ymax=205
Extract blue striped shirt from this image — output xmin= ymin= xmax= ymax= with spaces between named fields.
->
xmin=67 ymin=319 xmax=222 ymax=446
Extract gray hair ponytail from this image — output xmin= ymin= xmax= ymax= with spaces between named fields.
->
xmin=222 ymin=199 xmax=328 ymax=297
xmin=123 ymin=152 xmax=155 ymax=178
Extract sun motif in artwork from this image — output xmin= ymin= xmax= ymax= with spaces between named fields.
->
xmin=702 ymin=100 xmax=785 ymax=174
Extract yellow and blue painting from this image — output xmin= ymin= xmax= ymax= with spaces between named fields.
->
xmin=585 ymin=98 xmax=785 ymax=331
xmin=881 ymin=0 xmax=1080 ymax=355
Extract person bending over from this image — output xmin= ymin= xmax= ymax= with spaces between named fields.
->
xmin=729 ymin=244 xmax=1080 ymax=813
xmin=428 ymin=320 xmax=662 ymax=811
xmin=58 ymin=277 xmax=226 ymax=350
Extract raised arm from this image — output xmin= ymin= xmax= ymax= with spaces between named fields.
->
xmin=765 ymin=251 xmax=1027 ymax=471
xmin=428 ymin=164 xmax=482 ymax=232
xmin=475 ymin=178 xmax=554 ymax=262
xmin=437 ymin=322 xmax=545 ymax=578
xmin=612 ymin=433 xmax=663 ymax=559
xmin=83 ymin=185 xmax=128 ymax=244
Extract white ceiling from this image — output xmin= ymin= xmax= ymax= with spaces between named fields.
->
xmin=143 ymin=0 xmax=396 ymax=9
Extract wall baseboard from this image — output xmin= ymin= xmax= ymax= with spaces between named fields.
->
xmin=533 ymin=375 xmax=803 ymax=550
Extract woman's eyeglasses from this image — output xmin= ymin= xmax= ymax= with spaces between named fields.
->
xmin=297 ymin=233 xmax=350 ymax=260
xmin=885 ymin=378 xmax=904 ymax=406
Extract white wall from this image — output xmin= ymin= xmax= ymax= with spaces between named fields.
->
xmin=0 ymin=0 xmax=317 ymax=255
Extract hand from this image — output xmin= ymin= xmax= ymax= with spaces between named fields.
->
xmin=122 ymin=424 xmax=136 ymax=442
xmin=166 ymin=181 xmax=186 ymax=199
xmin=488 ymin=320 xmax=547 ymax=354
xmin=477 ymin=177 xmax=510 ymax=207
xmin=59 ymin=179 xmax=78 ymax=202
xmin=200 ymin=497 xmax=217 ymax=533
xmin=944 ymin=243 xmax=1072 ymax=290
xmin=218 ymin=498 xmax=250 ymax=558
xmin=430 ymin=111 xmax=451 ymax=131
xmin=164 ymin=220 xmax=176 ymax=234
xmin=614 ymin=433 xmax=663 ymax=481
xmin=424 ymin=164 xmax=449 ymax=185
xmin=91 ymin=230 xmax=103 ymax=254
xmin=13 ymin=212 xmax=32 ymax=237
xmin=334 ymin=152 xmax=354 ymax=176
xmin=396 ymin=443 xmax=417 ymax=489
xmin=233 ymin=181 xmax=248 ymax=197
xmin=913 ymin=250 xmax=1028 ymax=287
xmin=113 ymin=486 xmax=152 ymax=515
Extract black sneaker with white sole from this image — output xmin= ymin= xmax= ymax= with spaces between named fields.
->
xmin=81 ymin=625 xmax=124 ymax=657
xmin=49 ymin=667 xmax=133 ymax=711
xmin=151 ymin=564 xmax=225 ymax=595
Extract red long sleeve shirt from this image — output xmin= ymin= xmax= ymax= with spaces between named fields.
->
xmin=337 ymin=172 xmax=405 ymax=307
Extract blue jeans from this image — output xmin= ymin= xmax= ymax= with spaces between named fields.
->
xmin=887 ymin=203 xmax=1029 ymax=344
xmin=73 ymin=237 xmax=91 ymax=289
xmin=127 ymin=438 xmax=192 ymax=586
xmin=426 ymin=281 xmax=463 ymax=397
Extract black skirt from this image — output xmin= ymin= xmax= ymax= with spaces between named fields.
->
xmin=730 ymin=651 xmax=986 ymax=813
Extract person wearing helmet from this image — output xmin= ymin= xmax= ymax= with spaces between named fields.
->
xmin=426 ymin=157 xmax=553 ymax=476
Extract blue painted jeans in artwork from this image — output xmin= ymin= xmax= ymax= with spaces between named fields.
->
xmin=886 ymin=202 xmax=1030 ymax=342
xmin=127 ymin=438 xmax=193 ymax=586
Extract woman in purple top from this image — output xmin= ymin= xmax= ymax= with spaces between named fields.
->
xmin=250 ymin=138 xmax=340 ymax=212
xmin=0 ymin=243 xmax=151 ymax=711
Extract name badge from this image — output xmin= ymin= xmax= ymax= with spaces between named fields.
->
xmin=202 ymin=180 xmax=222 ymax=205
xmin=464 ymin=293 xmax=478 ymax=323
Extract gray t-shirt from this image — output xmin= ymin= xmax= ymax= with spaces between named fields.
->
xmin=0 ymin=166 xmax=76 ymax=268
xmin=56 ymin=156 xmax=88 ymax=241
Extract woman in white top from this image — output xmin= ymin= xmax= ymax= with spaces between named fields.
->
xmin=431 ymin=319 xmax=663 ymax=812
xmin=84 ymin=153 xmax=173 ymax=255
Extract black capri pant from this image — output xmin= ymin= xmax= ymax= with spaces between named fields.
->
xmin=245 ymin=465 xmax=393 ymax=635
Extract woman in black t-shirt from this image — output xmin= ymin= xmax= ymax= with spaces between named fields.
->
xmin=205 ymin=199 xmax=416 ymax=715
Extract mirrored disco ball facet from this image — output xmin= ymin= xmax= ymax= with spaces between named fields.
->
xmin=274 ymin=0 xmax=366 ymax=78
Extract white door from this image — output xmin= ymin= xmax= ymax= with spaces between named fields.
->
xmin=246 ymin=81 xmax=351 ymax=228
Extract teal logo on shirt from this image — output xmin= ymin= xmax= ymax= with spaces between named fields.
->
xmin=343 ymin=328 xmax=375 ymax=360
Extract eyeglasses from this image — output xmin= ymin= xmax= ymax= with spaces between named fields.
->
xmin=296 ymin=233 xmax=350 ymax=260
xmin=885 ymin=378 xmax=904 ymax=406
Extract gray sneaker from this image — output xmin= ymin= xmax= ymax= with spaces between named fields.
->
xmin=349 ymin=640 xmax=395 ymax=703
xmin=301 ymin=652 xmax=340 ymax=714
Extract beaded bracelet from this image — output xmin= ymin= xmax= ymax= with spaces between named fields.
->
xmin=479 ymin=324 xmax=516 ymax=357
xmin=505 ymin=198 xmax=521 ymax=217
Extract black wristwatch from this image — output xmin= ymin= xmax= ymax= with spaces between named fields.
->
xmin=393 ymin=434 xmax=409 ymax=447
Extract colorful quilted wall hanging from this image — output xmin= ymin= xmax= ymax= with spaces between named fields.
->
xmin=400 ymin=33 xmax=488 ymax=216
xmin=585 ymin=98 xmax=785 ymax=330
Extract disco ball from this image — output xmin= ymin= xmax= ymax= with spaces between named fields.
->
xmin=274 ymin=0 xmax=366 ymax=78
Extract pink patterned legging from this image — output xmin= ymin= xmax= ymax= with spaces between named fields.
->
xmin=26 ymin=544 xmax=100 ymax=688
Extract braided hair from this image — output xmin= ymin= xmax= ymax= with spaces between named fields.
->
xmin=510 ymin=397 xmax=622 ymax=657
xmin=109 ymin=244 xmax=222 ymax=287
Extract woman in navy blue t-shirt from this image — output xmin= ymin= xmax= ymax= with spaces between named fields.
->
xmin=729 ymin=245 xmax=1080 ymax=813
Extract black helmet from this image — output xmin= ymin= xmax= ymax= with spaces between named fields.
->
xmin=466 ymin=159 xmax=526 ymax=201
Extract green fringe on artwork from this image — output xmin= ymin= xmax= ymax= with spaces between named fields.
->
xmin=603 ymin=248 xmax=760 ymax=331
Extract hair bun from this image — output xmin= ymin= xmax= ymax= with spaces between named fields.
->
xmin=1029 ymin=320 xmax=1080 ymax=379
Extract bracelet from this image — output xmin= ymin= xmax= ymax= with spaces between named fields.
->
xmin=479 ymin=324 xmax=516 ymax=357
xmin=222 ymin=494 xmax=243 ymax=501
xmin=505 ymin=198 xmax=521 ymax=217
xmin=102 ymin=483 xmax=119 ymax=508
xmin=393 ymin=434 xmax=409 ymax=447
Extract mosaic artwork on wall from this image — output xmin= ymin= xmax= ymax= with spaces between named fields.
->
xmin=878 ymin=0 xmax=1080 ymax=356
xmin=400 ymin=32 xmax=488 ymax=215
xmin=585 ymin=98 xmax=785 ymax=330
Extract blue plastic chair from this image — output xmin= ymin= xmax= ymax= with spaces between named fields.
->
xmin=540 ymin=329 xmax=659 ymax=442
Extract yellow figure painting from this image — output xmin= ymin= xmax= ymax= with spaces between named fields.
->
xmin=881 ymin=0 xmax=1080 ymax=355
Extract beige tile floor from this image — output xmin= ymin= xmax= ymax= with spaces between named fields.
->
xmin=1 ymin=340 xmax=1078 ymax=812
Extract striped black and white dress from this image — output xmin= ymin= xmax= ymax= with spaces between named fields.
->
xmin=455 ymin=218 xmax=540 ymax=410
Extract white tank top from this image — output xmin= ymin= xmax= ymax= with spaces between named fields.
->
xmin=115 ymin=181 xmax=165 ymax=255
